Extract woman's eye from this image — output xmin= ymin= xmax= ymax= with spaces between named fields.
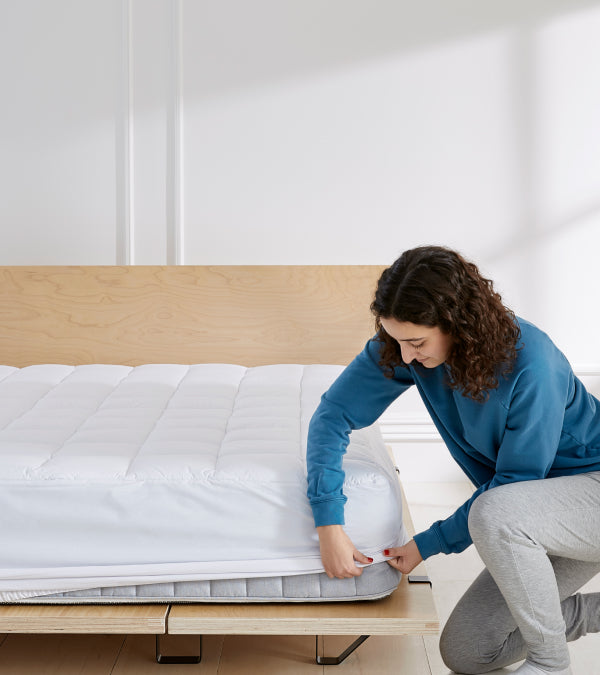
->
xmin=412 ymin=343 xmax=424 ymax=350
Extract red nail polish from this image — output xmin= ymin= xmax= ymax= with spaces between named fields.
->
xmin=367 ymin=557 xmax=373 ymax=563
xmin=384 ymin=549 xmax=390 ymax=556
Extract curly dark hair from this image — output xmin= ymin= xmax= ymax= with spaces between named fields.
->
xmin=370 ymin=245 xmax=521 ymax=401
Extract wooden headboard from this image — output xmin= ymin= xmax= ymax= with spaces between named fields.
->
xmin=0 ymin=266 xmax=385 ymax=367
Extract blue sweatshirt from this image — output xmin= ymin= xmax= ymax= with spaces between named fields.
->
xmin=306 ymin=318 xmax=600 ymax=560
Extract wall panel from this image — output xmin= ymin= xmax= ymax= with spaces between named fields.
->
xmin=130 ymin=0 xmax=170 ymax=264
xmin=0 ymin=1 xmax=122 ymax=264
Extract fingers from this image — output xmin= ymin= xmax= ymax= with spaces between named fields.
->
xmin=386 ymin=557 xmax=405 ymax=573
xmin=354 ymin=550 xmax=374 ymax=565
xmin=316 ymin=526 xmax=376 ymax=579
xmin=383 ymin=547 xmax=407 ymax=572
xmin=321 ymin=553 xmax=363 ymax=579
xmin=326 ymin=561 xmax=363 ymax=579
xmin=324 ymin=567 xmax=360 ymax=579
xmin=324 ymin=552 xmax=374 ymax=579
xmin=385 ymin=555 xmax=410 ymax=574
xmin=383 ymin=540 xmax=423 ymax=575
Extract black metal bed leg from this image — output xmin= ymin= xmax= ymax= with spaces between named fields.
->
xmin=156 ymin=634 xmax=202 ymax=664
xmin=316 ymin=635 xmax=370 ymax=665
xmin=408 ymin=573 xmax=433 ymax=587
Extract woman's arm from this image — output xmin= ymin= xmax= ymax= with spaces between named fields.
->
xmin=306 ymin=338 xmax=414 ymax=577
xmin=307 ymin=338 xmax=414 ymax=526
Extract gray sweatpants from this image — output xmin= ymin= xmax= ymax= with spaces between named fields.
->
xmin=439 ymin=472 xmax=600 ymax=674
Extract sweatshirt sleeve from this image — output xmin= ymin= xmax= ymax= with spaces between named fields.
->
xmin=306 ymin=338 xmax=414 ymax=527
xmin=413 ymin=362 xmax=569 ymax=559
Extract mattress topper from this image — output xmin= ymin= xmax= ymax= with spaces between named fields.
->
xmin=0 ymin=363 xmax=407 ymax=599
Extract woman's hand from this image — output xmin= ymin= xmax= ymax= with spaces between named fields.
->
xmin=384 ymin=539 xmax=423 ymax=574
xmin=316 ymin=525 xmax=373 ymax=579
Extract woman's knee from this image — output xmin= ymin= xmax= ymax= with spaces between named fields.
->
xmin=468 ymin=490 xmax=497 ymax=544
xmin=468 ymin=486 xmax=516 ymax=544
xmin=439 ymin=567 xmax=518 ymax=674
xmin=439 ymin=614 xmax=484 ymax=674
xmin=439 ymin=616 xmax=467 ymax=673
xmin=440 ymin=602 xmax=519 ymax=674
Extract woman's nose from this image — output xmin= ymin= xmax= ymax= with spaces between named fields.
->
xmin=401 ymin=343 xmax=415 ymax=362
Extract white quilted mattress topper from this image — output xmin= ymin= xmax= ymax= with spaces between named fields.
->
xmin=0 ymin=363 xmax=407 ymax=599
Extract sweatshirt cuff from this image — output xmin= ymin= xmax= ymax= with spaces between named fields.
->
xmin=413 ymin=528 xmax=444 ymax=560
xmin=310 ymin=498 xmax=346 ymax=527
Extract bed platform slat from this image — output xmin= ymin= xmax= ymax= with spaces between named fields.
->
xmin=166 ymin=574 xmax=438 ymax=636
xmin=0 ymin=605 xmax=168 ymax=634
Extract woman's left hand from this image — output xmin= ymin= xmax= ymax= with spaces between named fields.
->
xmin=384 ymin=539 xmax=423 ymax=574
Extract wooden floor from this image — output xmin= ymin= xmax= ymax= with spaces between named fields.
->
xmin=0 ymin=633 xmax=432 ymax=674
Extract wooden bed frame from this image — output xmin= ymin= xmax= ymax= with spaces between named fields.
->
xmin=0 ymin=266 xmax=439 ymax=665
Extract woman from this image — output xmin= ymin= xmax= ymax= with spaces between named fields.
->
xmin=306 ymin=245 xmax=600 ymax=675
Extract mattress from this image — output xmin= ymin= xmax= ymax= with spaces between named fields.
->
xmin=16 ymin=564 xmax=401 ymax=604
xmin=0 ymin=363 xmax=407 ymax=602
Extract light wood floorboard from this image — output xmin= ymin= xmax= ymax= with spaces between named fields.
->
xmin=0 ymin=634 xmax=125 ymax=675
xmin=0 ymin=632 xmax=440 ymax=674
xmin=112 ymin=635 xmax=222 ymax=675
xmin=323 ymin=635 xmax=432 ymax=674
xmin=218 ymin=635 xmax=322 ymax=674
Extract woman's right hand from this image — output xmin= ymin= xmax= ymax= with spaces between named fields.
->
xmin=316 ymin=525 xmax=373 ymax=579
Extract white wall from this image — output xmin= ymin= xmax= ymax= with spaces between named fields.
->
xmin=1 ymin=0 xmax=599 ymax=364
xmin=0 ymin=1 xmax=122 ymax=263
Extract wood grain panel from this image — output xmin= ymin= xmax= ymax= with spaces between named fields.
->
xmin=0 ymin=605 xmax=167 ymax=634
xmin=0 ymin=266 xmax=384 ymax=367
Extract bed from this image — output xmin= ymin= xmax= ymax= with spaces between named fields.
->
xmin=0 ymin=265 xmax=438 ymax=664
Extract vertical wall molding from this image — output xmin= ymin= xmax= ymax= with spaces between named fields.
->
xmin=116 ymin=0 xmax=135 ymax=265
xmin=167 ymin=0 xmax=184 ymax=265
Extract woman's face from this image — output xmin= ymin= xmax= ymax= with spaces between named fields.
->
xmin=379 ymin=317 xmax=453 ymax=368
